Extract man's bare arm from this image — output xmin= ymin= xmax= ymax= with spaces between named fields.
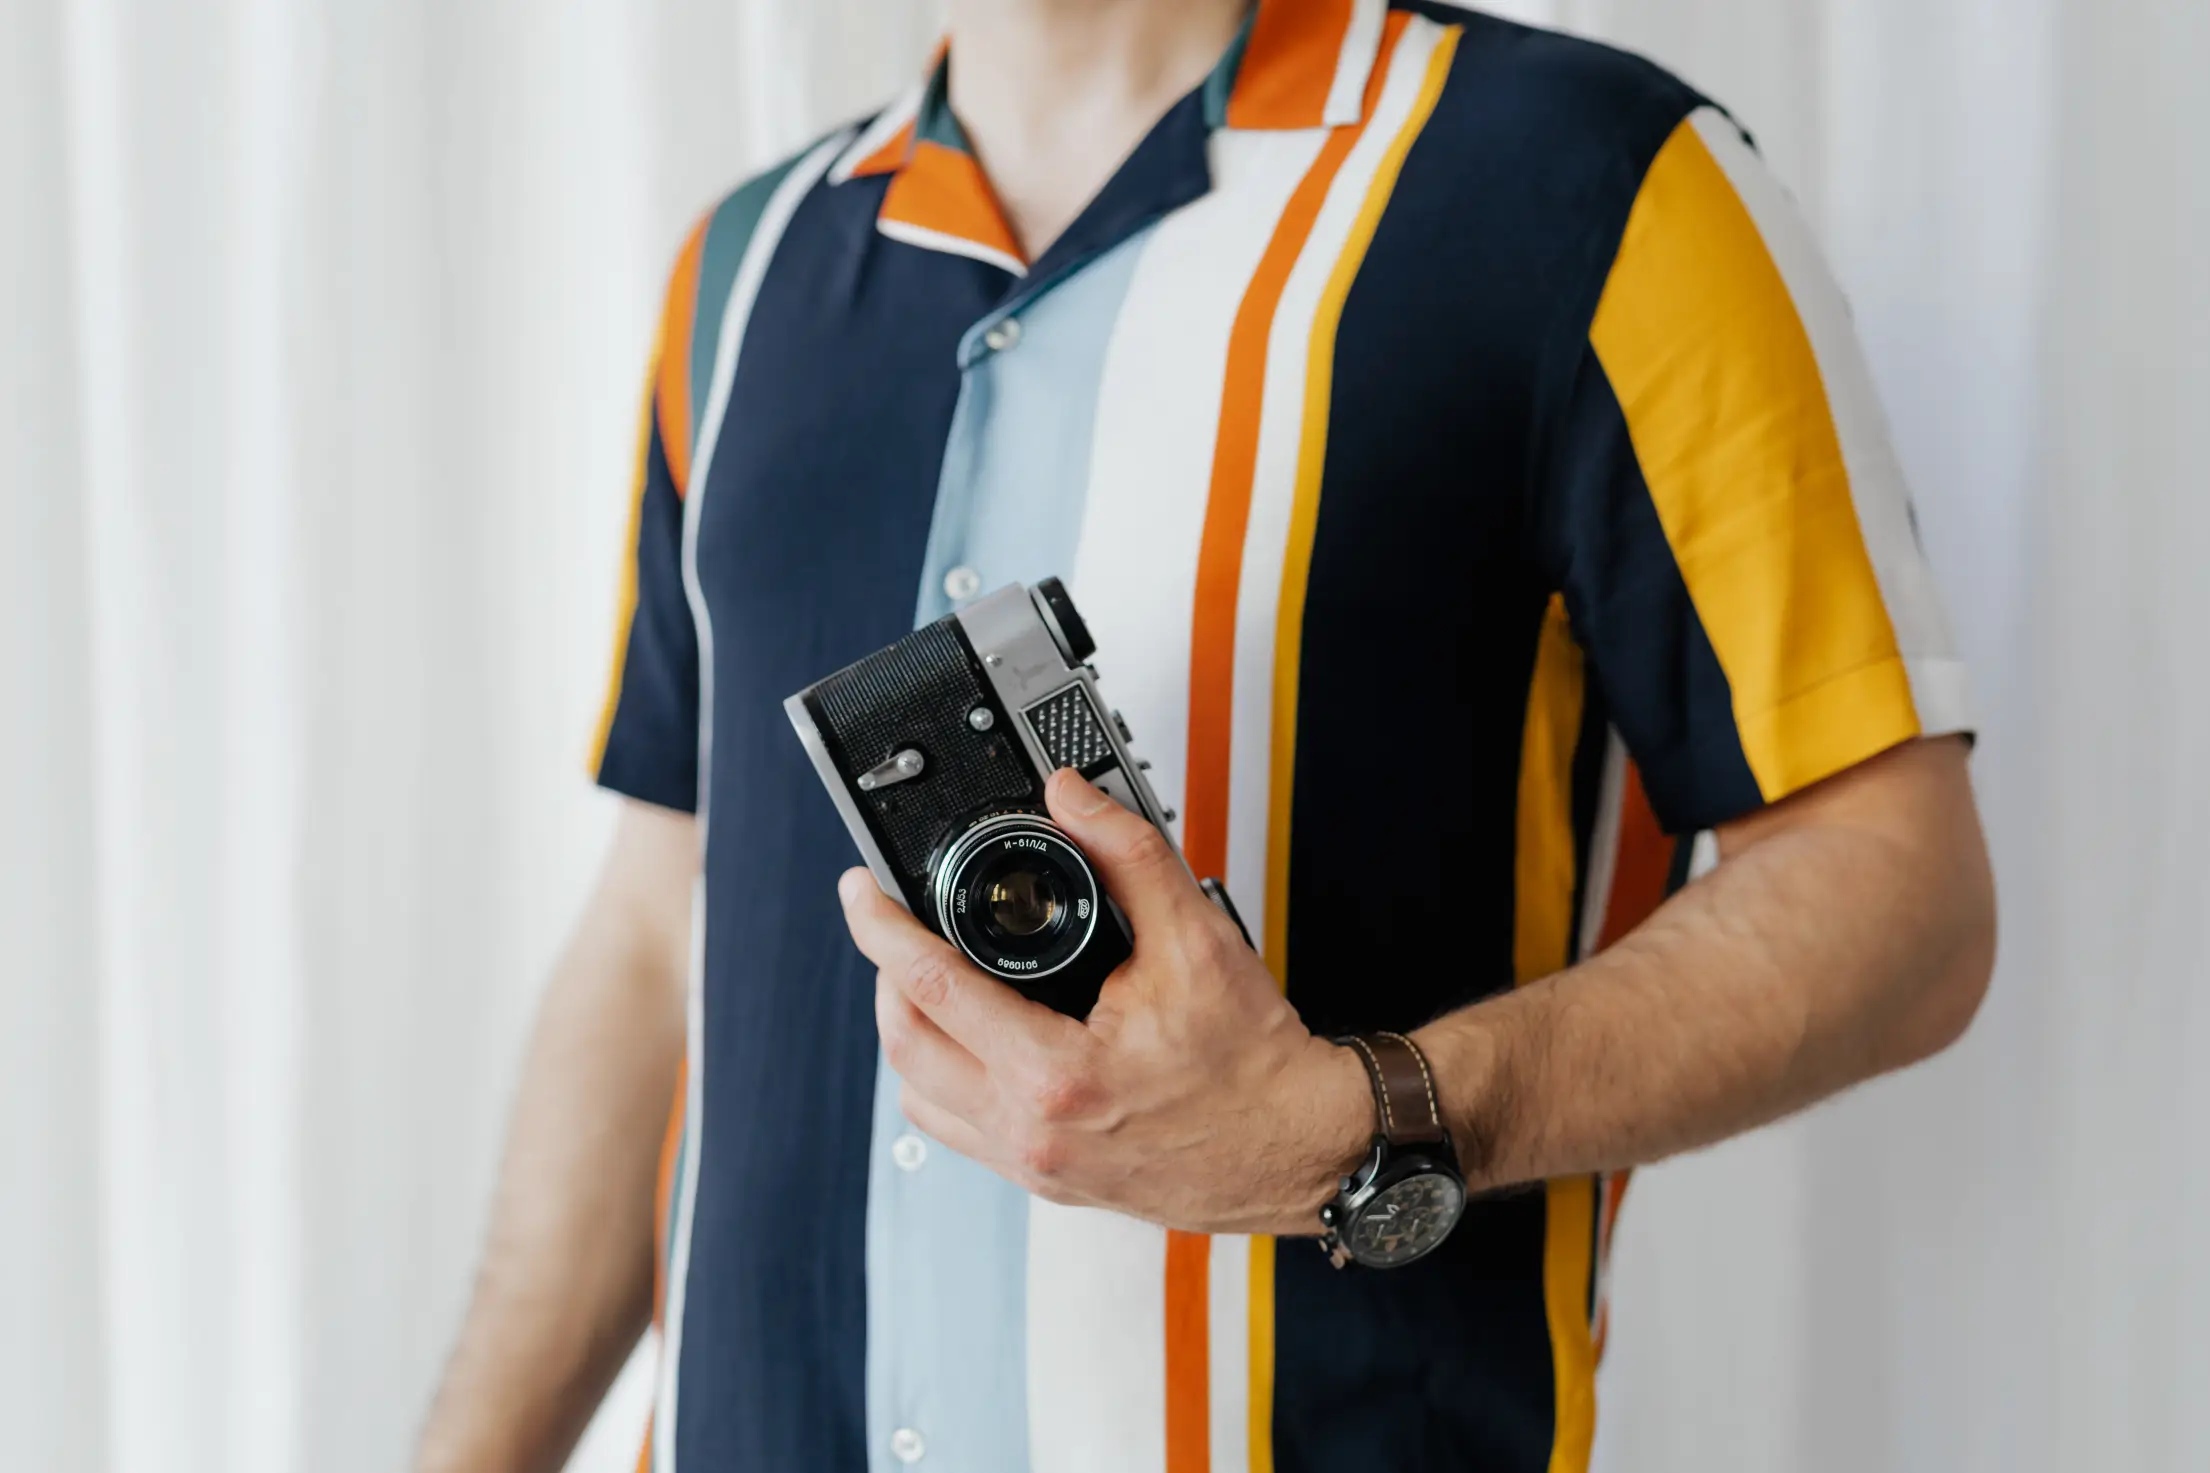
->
xmin=832 ymin=737 xmax=1994 ymax=1237
xmin=1416 ymin=735 xmax=1996 ymax=1190
xmin=416 ymin=800 xmax=695 ymax=1473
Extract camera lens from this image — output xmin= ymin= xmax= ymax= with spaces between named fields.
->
xmin=931 ymin=813 xmax=1101 ymax=983
xmin=984 ymin=869 xmax=1063 ymax=938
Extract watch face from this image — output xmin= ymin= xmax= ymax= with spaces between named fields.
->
xmin=1347 ymin=1170 xmax=1466 ymax=1268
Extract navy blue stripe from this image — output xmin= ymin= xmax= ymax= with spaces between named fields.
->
xmin=690 ymin=155 xmax=807 ymax=453
xmin=671 ymin=167 xmax=1003 ymax=1472
xmin=1274 ymin=18 xmax=1706 ymax=1473
xmin=595 ymin=418 xmax=699 ymax=814
xmin=1544 ymin=351 xmax=1763 ymax=835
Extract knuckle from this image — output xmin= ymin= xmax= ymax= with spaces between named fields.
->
xmin=1028 ymin=1063 xmax=1096 ymax=1124
xmin=903 ymin=950 xmax=961 ymax=1011
xmin=1015 ymin=1124 xmax=1066 ymax=1182
xmin=1117 ymin=822 xmax=1175 ymax=872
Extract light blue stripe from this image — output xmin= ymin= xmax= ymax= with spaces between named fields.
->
xmin=865 ymin=225 xmax=1155 ymax=1473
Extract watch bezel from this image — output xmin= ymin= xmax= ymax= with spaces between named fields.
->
xmin=1321 ymin=1137 xmax=1468 ymax=1269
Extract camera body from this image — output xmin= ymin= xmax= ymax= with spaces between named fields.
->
xmin=786 ymin=579 xmax=1187 ymax=1019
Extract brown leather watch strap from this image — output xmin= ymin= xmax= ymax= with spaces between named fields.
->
xmin=1342 ymin=1032 xmax=1447 ymax=1146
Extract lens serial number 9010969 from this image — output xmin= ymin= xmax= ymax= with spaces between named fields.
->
xmin=1002 ymin=958 xmax=1039 ymax=971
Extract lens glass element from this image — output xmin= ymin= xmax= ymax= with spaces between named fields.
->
xmin=931 ymin=814 xmax=1102 ymax=983
xmin=985 ymin=869 xmax=1063 ymax=938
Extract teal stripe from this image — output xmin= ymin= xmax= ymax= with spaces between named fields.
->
xmin=663 ymin=1116 xmax=689 ymax=1278
xmin=913 ymin=58 xmax=968 ymax=152
xmin=689 ymin=153 xmax=810 ymax=452
xmin=1201 ymin=9 xmax=1257 ymax=128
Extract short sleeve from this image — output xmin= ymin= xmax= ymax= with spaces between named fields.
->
xmin=589 ymin=224 xmax=708 ymax=812
xmin=1540 ymin=106 xmax=1971 ymax=835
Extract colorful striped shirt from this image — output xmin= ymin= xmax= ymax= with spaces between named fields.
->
xmin=590 ymin=4 xmax=1970 ymax=1471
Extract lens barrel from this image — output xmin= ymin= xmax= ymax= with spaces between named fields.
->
xmin=931 ymin=813 xmax=1102 ymax=983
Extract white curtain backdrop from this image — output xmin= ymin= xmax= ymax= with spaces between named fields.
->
xmin=3 ymin=2 xmax=2202 ymax=1472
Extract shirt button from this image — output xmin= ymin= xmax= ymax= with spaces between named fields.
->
xmin=891 ymin=1427 xmax=926 ymax=1463
xmin=891 ymin=1133 xmax=928 ymax=1171
xmin=982 ymin=317 xmax=1022 ymax=353
xmin=942 ymin=565 xmax=982 ymax=602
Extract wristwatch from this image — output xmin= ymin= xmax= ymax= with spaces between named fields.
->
xmin=1318 ymin=1032 xmax=1468 ymax=1269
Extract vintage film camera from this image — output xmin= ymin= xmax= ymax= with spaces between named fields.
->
xmin=786 ymin=579 xmax=1242 ymax=1019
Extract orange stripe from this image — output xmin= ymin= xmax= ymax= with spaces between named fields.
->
xmin=651 ymin=1054 xmax=687 ymax=1328
xmin=1595 ymin=765 xmax=1671 ymax=951
xmin=1183 ymin=54 xmax=1386 ymax=883
xmin=1228 ymin=0 xmax=1358 ymax=128
xmin=848 ymin=117 xmax=917 ymax=180
xmin=587 ymin=348 xmax=664 ymax=778
xmin=1172 ymin=23 xmax=1414 ymax=1473
xmin=1164 ymin=1230 xmax=1212 ymax=1473
xmin=880 ymin=140 xmax=1026 ymax=268
xmin=654 ymin=218 xmax=706 ymax=495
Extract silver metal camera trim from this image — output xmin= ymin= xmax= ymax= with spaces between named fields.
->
xmin=954 ymin=584 xmax=1179 ymax=839
xmin=782 ymin=580 xmax=1187 ymax=918
xmin=784 ymin=692 xmax=908 ymax=905
xmin=929 ymin=812 xmax=1102 ymax=982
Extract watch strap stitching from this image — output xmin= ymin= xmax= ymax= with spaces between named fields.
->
xmin=1376 ymin=1030 xmax=1442 ymax=1135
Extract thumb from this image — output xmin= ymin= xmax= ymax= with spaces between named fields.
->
xmin=1045 ymin=767 xmax=1201 ymax=934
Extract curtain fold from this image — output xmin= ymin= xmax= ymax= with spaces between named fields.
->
xmin=3 ymin=2 xmax=2204 ymax=1471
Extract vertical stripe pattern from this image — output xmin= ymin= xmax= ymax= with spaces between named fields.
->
xmin=653 ymin=129 xmax=850 ymax=1473
xmin=1683 ymin=109 xmax=1971 ymax=735
xmin=586 ymin=9 xmax=1973 ymax=1471
xmin=588 ymin=349 xmax=665 ymax=774
xmin=1514 ymin=596 xmax=1598 ymax=1473
xmin=1590 ymin=112 xmax=1927 ymax=799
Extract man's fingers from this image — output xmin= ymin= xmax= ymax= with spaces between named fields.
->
xmin=838 ymin=868 xmax=1082 ymax=1058
xmin=875 ymin=970 xmax=989 ymax=1121
xmin=1044 ymin=768 xmax=1204 ymax=935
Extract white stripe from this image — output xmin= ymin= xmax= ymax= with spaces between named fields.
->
xmin=1208 ymin=1235 xmax=1253 ymax=1473
xmin=1035 ymin=125 xmax=1323 ymax=1473
xmin=656 ymin=129 xmax=850 ymax=1473
xmin=1688 ymin=108 xmax=1971 ymax=736
xmin=1027 ymin=27 xmax=1452 ymax=1472
xmin=1689 ymin=829 xmax=1721 ymax=882
xmin=1026 ymin=1206 xmax=1169 ymax=1473
xmin=1321 ymin=0 xmax=1391 ymax=126
xmin=876 ymin=215 xmax=1028 ymax=278
xmin=1574 ymin=729 xmax=1629 ymax=964
xmin=1228 ymin=14 xmax=1452 ymax=962
xmin=828 ymin=82 xmax=922 ymax=185
xmin=1903 ymin=655 xmax=1974 ymax=738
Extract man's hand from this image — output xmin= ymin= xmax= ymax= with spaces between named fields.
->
xmin=839 ymin=767 xmax=1372 ymax=1236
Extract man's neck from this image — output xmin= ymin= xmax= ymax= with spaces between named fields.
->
xmin=944 ymin=0 xmax=1253 ymax=262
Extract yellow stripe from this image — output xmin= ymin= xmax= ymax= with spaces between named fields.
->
xmin=1246 ymin=1234 xmax=1275 ymax=1473
xmin=1515 ymin=593 xmax=1597 ymax=1473
xmin=1589 ymin=120 xmax=1917 ymax=800
xmin=1249 ymin=29 xmax=1458 ymax=1473
xmin=1514 ymin=595 xmax=1585 ymax=987
xmin=1262 ymin=25 xmax=1459 ymax=973
xmin=587 ymin=342 xmax=664 ymax=776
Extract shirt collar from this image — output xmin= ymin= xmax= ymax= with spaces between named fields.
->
xmin=826 ymin=0 xmax=1390 ymax=279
